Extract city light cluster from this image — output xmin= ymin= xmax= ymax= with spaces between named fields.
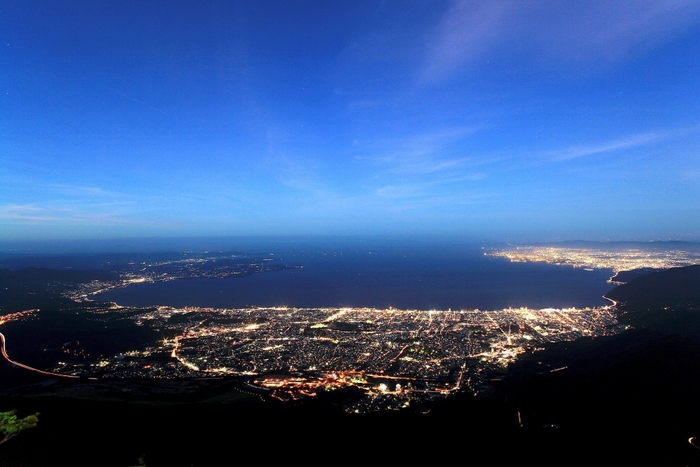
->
xmin=487 ymin=246 xmax=700 ymax=281
xmin=49 ymin=304 xmax=623 ymax=412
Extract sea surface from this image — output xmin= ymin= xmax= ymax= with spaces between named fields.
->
xmin=96 ymin=240 xmax=616 ymax=311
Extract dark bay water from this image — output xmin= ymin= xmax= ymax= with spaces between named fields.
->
xmin=96 ymin=242 xmax=616 ymax=311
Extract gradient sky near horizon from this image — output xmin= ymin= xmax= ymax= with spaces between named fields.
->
xmin=2 ymin=1 xmax=700 ymax=242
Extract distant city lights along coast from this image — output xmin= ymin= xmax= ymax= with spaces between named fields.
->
xmin=488 ymin=246 xmax=700 ymax=281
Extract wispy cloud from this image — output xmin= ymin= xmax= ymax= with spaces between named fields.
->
xmin=268 ymin=154 xmax=333 ymax=200
xmin=532 ymin=0 xmax=700 ymax=64
xmin=547 ymin=132 xmax=662 ymax=161
xmin=0 ymin=203 xmax=132 ymax=225
xmin=374 ymin=178 xmax=490 ymax=200
xmin=0 ymin=178 xmax=166 ymax=227
xmin=418 ymin=0 xmax=700 ymax=84
xmin=375 ymin=184 xmax=423 ymax=199
xmin=46 ymin=183 xmax=136 ymax=199
xmin=546 ymin=125 xmax=700 ymax=161
xmin=360 ymin=127 xmax=486 ymax=176
xmin=419 ymin=1 xmax=514 ymax=85
xmin=0 ymin=175 xmax=142 ymax=201
xmin=352 ymin=127 xmax=503 ymax=215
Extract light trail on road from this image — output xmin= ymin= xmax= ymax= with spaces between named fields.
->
xmin=689 ymin=437 xmax=700 ymax=450
xmin=0 ymin=332 xmax=96 ymax=380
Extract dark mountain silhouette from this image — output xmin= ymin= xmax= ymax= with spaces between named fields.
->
xmin=503 ymin=265 xmax=700 ymax=465
xmin=605 ymin=264 xmax=700 ymax=311
xmin=0 ymin=267 xmax=117 ymax=314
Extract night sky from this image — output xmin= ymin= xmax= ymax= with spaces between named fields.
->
xmin=2 ymin=1 xmax=700 ymax=242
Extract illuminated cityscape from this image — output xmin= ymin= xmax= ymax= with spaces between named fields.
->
xmin=0 ymin=244 xmax=693 ymax=414
xmin=487 ymin=246 xmax=700 ymax=282
xmin=4 ymin=245 xmax=694 ymax=413
xmin=33 ymin=304 xmax=623 ymax=412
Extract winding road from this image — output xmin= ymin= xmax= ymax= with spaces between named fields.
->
xmin=0 ymin=331 xmax=95 ymax=380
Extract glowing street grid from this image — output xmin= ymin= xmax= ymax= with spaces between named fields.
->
xmin=54 ymin=305 xmax=623 ymax=412
xmin=487 ymin=247 xmax=700 ymax=281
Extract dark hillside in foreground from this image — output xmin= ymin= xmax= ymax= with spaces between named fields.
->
xmin=503 ymin=265 xmax=700 ymax=466
xmin=605 ymin=264 xmax=700 ymax=311
xmin=0 ymin=367 xmax=521 ymax=467
xmin=605 ymin=264 xmax=700 ymax=340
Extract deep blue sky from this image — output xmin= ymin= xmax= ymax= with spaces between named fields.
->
xmin=2 ymin=1 xmax=700 ymax=242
